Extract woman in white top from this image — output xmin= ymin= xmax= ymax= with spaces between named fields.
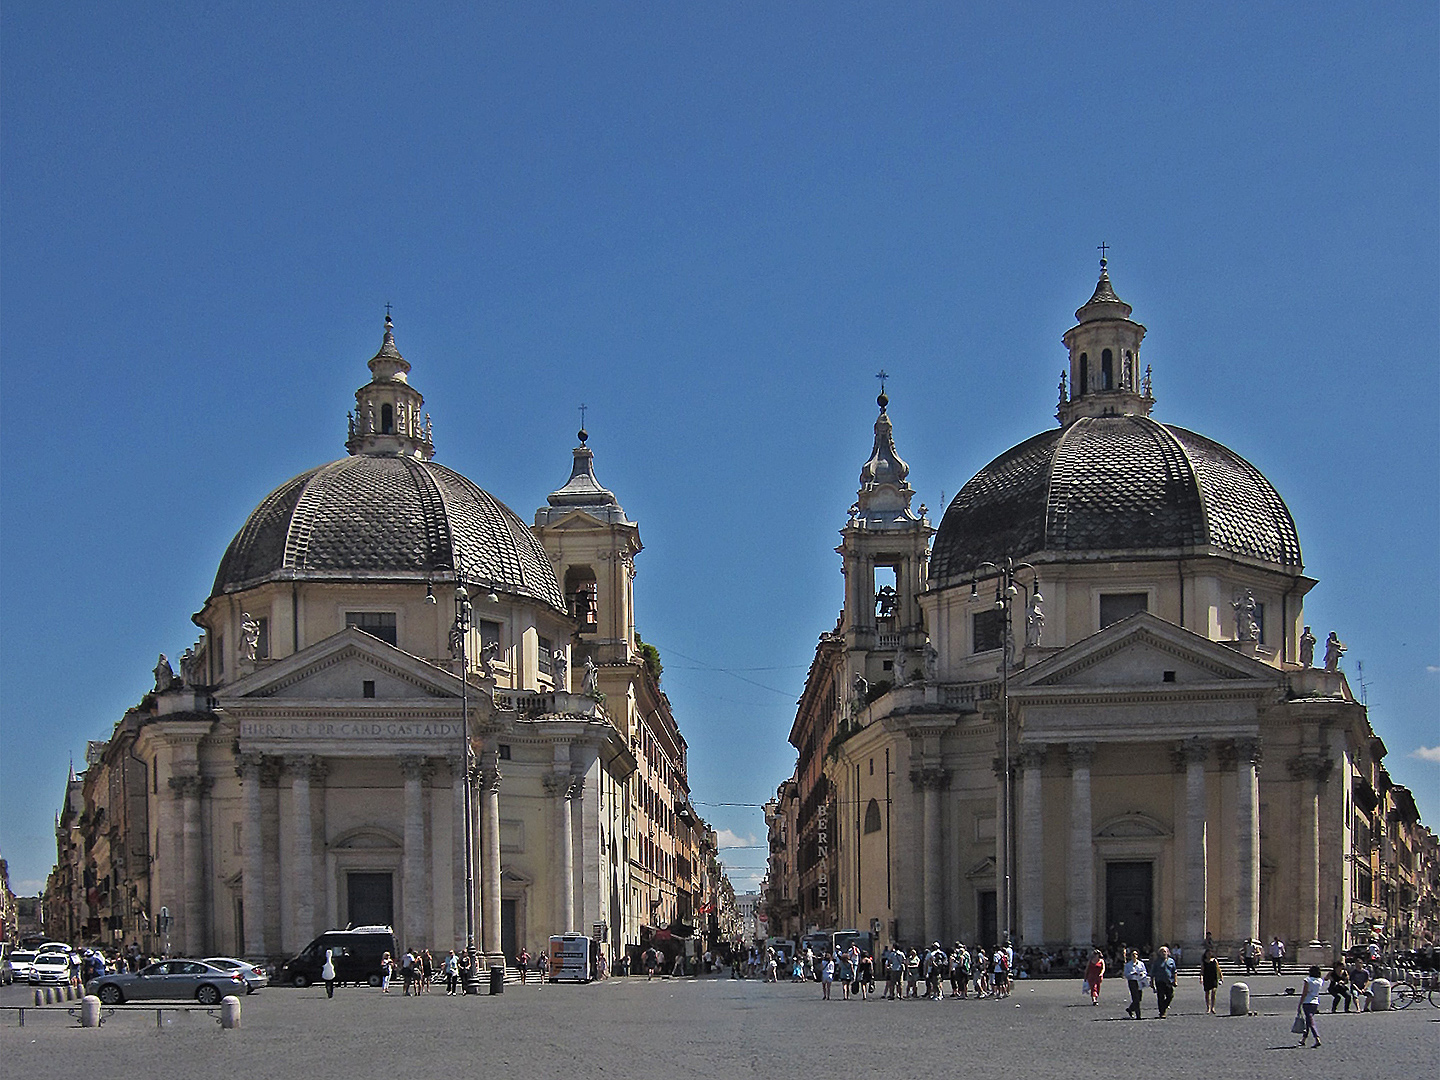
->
xmin=1298 ymin=965 xmax=1324 ymax=1046
xmin=1123 ymin=950 xmax=1148 ymax=1019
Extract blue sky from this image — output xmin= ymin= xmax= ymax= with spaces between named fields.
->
xmin=2 ymin=3 xmax=1436 ymax=896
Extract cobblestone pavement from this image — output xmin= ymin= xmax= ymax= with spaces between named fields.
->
xmin=2 ymin=973 xmax=1435 ymax=1079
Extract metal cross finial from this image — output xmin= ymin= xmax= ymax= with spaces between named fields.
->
xmin=385 ymin=301 xmax=393 ymax=317
xmin=1097 ymin=241 xmax=1109 ymax=266
xmin=876 ymin=369 xmax=889 ymax=394
xmin=579 ymin=403 xmax=588 ymax=428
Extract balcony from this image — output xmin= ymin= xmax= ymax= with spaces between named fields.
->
xmin=492 ymin=689 xmax=607 ymax=720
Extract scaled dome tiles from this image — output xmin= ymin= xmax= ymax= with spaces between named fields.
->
xmin=929 ymin=415 xmax=1303 ymax=582
xmin=212 ymin=455 xmax=566 ymax=612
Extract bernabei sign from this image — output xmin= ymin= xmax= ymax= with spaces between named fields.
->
xmin=239 ymin=719 xmax=464 ymax=740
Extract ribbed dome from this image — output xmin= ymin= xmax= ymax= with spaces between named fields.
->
xmin=212 ymin=455 xmax=566 ymax=611
xmin=930 ymin=415 xmax=1302 ymax=582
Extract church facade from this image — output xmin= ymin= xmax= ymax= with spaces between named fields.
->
xmin=45 ymin=317 xmax=716 ymax=968
xmin=770 ymin=262 xmax=1435 ymax=964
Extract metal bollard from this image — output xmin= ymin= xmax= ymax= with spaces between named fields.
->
xmin=81 ymin=995 xmax=101 ymax=1028
xmin=34 ymin=988 xmax=43 ymax=1006
xmin=65 ymin=983 xmax=76 ymax=1001
xmin=44 ymin=987 xmax=55 ymax=1005
xmin=220 ymin=995 xmax=241 ymax=1029
xmin=1230 ymin=981 xmax=1250 ymax=1015
xmin=1371 ymin=978 xmax=1391 ymax=1011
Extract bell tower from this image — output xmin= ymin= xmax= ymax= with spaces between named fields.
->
xmin=1058 ymin=257 xmax=1153 ymax=424
xmin=534 ymin=424 xmax=641 ymax=668
xmin=838 ymin=385 xmax=933 ymax=702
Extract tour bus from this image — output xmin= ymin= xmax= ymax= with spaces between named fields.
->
xmin=278 ymin=925 xmax=397 ymax=987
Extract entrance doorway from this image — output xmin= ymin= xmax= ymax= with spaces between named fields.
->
xmin=501 ymin=898 xmax=518 ymax=962
xmin=347 ymin=872 xmax=394 ymax=928
xmin=978 ymin=890 xmax=997 ymax=948
xmin=1105 ymin=862 xmax=1153 ymax=953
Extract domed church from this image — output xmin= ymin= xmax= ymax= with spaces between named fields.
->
xmin=94 ymin=317 xmax=701 ymax=969
xmin=781 ymin=261 xmax=1387 ymax=968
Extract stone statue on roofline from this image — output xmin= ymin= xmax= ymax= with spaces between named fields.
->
xmin=1026 ymin=591 xmax=1045 ymax=648
xmin=1298 ymin=626 xmax=1317 ymax=668
xmin=923 ymin=642 xmax=939 ymax=683
xmin=153 ymin=654 xmax=177 ymax=693
xmin=1323 ymin=631 xmax=1346 ymax=672
xmin=240 ymin=613 xmax=261 ymax=664
xmin=1232 ymin=590 xmax=1258 ymax=642
xmin=179 ymin=647 xmax=203 ymax=689
xmin=581 ymin=655 xmax=600 ymax=697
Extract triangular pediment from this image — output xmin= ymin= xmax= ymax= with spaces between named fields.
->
xmin=1014 ymin=612 xmax=1279 ymax=692
xmin=218 ymin=627 xmax=463 ymax=703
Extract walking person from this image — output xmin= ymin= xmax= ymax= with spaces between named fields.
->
xmin=1152 ymin=946 xmax=1176 ymax=1017
xmin=821 ymin=953 xmax=835 ymax=1000
xmin=1268 ymin=936 xmax=1285 ymax=974
xmin=518 ymin=948 xmax=530 ymax=984
xmin=1084 ymin=949 xmax=1105 ymax=1005
xmin=1200 ymin=949 xmax=1222 ymax=1014
xmin=444 ymin=950 xmax=460 ymax=995
xmin=857 ymin=950 xmax=873 ymax=1000
xmin=321 ymin=949 xmax=337 ymax=998
xmin=380 ymin=951 xmax=394 ymax=994
xmin=1297 ymin=965 xmax=1324 ymax=1047
xmin=1123 ymin=949 xmax=1147 ymax=1018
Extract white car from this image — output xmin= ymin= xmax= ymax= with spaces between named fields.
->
xmin=29 ymin=952 xmax=74 ymax=985
xmin=4 ymin=950 xmax=38 ymax=984
xmin=201 ymin=957 xmax=268 ymax=992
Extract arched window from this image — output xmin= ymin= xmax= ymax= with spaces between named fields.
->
xmin=1077 ymin=353 xmax=1088 ymax=397
xmin=381 ymin=403 xmax=394 ymax=434
xmin=863 ymin=798 xmax=882 ymax=834
xmin=1101 ymin=349 xmax=1114 ymax=389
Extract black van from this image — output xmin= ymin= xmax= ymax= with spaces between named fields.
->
xmin=278 ymin=926 xmax=397 ymax=988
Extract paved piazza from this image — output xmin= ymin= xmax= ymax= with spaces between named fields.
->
xmin=2 ymin=974 xmax=1434 ymax=1079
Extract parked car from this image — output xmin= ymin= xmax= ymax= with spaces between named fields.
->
xmin=28 ymin=952 xmax=74 ymax=985
xmin=202 ymin=956 xmax=269 ymax=992
xmin=87 ymin=960 xmax=248 ymax=1005
xmin=3 ymin=950 xmax=38 ymax=984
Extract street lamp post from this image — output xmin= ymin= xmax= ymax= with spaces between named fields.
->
xmin=447 ymin=567 xmax=480 ymax=992
xmin=970 ymin=557 xmax=1042 ymax=950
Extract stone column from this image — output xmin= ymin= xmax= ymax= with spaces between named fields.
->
xmin=546 ymin=774 xmax=576 ymax=934
xmin=238 ymin=754 xmax=267 ymax=956
xmin=910 ymin=765 xmax=948 ymax=945
xmin=1288 ymin=754 xmax=1332 ymax=945
xmin=1020 ymin=744 xmax=1047 ymax=946
xmin=1233 ymin=739 xmax=1262 ymax=945
xmin=1180 ymin=739 xmax=1209 ymax=950
xmin=1066 ymin=744 xmax=1096 ymax=948
xmin=480 ymin=756 xmax=503 ymax=959
xmin=286 ymin=755 xmax=317 ymax=949
xmin=170 ymin=775 xmax=207 ymax=956
xmin=569 ymin=774 xmax=586 ymax=932
xmin=400 ymin=756 xmax=430 ymax=948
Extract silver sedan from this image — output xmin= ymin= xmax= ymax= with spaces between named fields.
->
xmin=201 ymin=956 xmax=269 ymax=992
xmin=88 ymin=960 xmax=248 ymax=1005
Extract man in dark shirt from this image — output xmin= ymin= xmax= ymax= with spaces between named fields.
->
xmin=1152 ymin=945 xmax=1177 ymax=1017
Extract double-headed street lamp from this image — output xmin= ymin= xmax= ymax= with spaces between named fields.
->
xmin=436 ymin=562 xmax=481 ymax=991
xmin=971 ymin=557 xmax=1042 ymax=949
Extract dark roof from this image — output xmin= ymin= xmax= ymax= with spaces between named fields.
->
xmin=930 ymin=416 xmax=1302 ymax=582
xmin=212 ymin=455 xmax=565 ymax=611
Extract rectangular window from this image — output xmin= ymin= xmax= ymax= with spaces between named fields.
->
xmin=538 ymin=636 xmax=553 ymax=676
xmin=256 ymin=617 xmax=270 ymax=659
xmin=1099 ymin=592 xmax=1148 ymax=629
xmin=973 ymin=608 xmax=1006 ymax=653
xmin=346 ymin=611 xmax=397 ymax=646
xmin=362 ymin=680 xmax=376 ymax=699
xmin=478 ymin=620 xmax=502 ymax=650
xmin=498 ymin=744 xmax=511 ymax=760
